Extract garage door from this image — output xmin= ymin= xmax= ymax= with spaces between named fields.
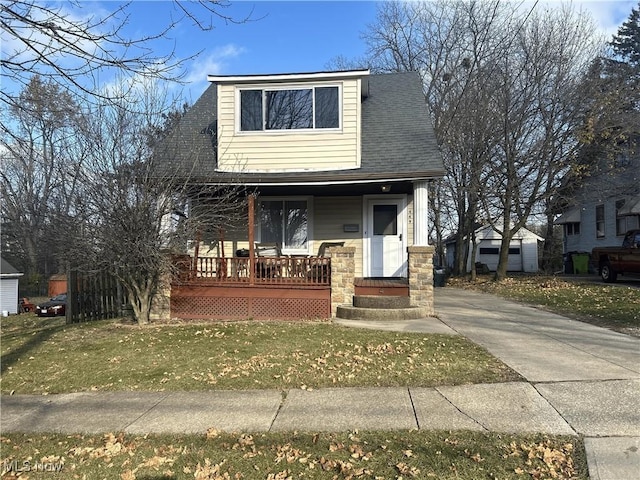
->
xmin=478 ymin=240 xmax=523 ymax=271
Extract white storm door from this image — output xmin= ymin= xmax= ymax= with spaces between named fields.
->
xmin=367 ymin=198 xmax=406 ymax=277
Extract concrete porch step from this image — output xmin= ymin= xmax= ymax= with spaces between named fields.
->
xmin=336 ymin=304 xmax=429 ymax=321
xmin=353 ymin=295 xmax=412 ymax=309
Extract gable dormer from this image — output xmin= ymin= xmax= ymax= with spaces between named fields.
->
xmin=208 ymin=70 xmax=370 ymax=173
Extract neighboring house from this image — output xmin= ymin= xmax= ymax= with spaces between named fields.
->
xmin=554 ymin=149 xmax=640 ymax=255
xmin=1 ymin=257 xmax=24 ymax=315
xmin=555 ymin=196 xmax=640 ymax=254
xmin=158 ymin=69 xmax=444 ymax=320
xmin=444 ymin=225 xmax=543 ymax=273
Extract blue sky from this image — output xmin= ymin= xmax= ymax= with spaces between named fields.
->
xmin=123 ymin=1 xmax=380 ymax=101
xmin=122 ymin=0 xmax=637 ymax=101
xmin=1 ymin=1 xmax=636 ymax=103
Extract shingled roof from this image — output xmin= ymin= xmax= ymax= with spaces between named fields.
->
xmin=1 ymin=257 xmax=23 ymax=277
xmin=157 ymin=71 xmax=443 ymax=184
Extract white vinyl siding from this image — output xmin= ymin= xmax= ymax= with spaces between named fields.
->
xmin=1 ymin=278 xmax=19 ymax=314
xmin=217 ymin=79 xmax=361 ymax=172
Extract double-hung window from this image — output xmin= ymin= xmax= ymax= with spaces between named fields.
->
xmin=596 ymin=204 xmax=605 ymax=238
xmin=259 ymin=199 xmax=309 ymax=253
xmin=240 ymin=86 xmax=340 ymax=132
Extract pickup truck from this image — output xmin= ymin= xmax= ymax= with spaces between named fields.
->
xmin=592 ymin=230 xmax=640 ymax=282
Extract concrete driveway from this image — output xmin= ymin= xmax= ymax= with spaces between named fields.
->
xmin=435 ymin=287 xmax=640 ymax=480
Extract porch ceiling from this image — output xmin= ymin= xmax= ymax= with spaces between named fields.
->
xmin=245 ymin=181 xmax=416 ymax=197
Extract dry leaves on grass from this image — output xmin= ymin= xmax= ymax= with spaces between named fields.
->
xmin=506 ymin=440 xmax=576 ymax=478
xmin=1 ymin=432 xmax=584 ymax=479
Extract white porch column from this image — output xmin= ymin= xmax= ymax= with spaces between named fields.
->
xmin=413 ymin=181 xmax=430 ymax=246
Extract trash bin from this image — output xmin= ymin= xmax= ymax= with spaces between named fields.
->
xmin=571 ymin=253 xmax=590 ymax=274
xmin=564 ymin=253 xmax=574 ymax=274
xmin=433 ymin=268 xmax=446 ymax=287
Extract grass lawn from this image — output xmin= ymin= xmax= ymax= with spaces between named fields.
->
xmin=0 ymin=316 xmax=520 ymax=395
xmin=0 ymin=430 xmax=587 ymax=479
xmin=1 ymin=297 xmax=593 ymax=479
xmin=448 ymin=275 xmax=640 ymax=336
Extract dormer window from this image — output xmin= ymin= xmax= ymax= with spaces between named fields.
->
xmin=239 ymin=86 xmax=340 ymax=132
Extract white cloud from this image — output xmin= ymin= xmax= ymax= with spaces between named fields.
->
xmin=180 ymin=44 xmax=247 ymax=100
xmin=184 ymin=45 xmax=246 ymax=81
xmin=547 ymin=1 xmax=635 ymax=38
xmin=1 ymin=2 xmax=117 ymax=73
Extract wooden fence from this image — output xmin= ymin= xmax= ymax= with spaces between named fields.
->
xmin=66 ymin=270 xmax=121 ymax=323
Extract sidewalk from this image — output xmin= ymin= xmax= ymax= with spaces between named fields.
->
xmin=2 ymin=287 xmax=639 ymax=479
xmin=0 ymin=383 xmax=578 ymax=435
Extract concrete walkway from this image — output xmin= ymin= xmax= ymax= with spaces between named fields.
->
xmin=2 ymin=287 xmax=639 ymax=479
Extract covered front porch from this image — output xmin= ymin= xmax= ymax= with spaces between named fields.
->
xmin=166 ymin=246 xmax=434 ymax=321
xmin=158 ymin=182 xmax=435 ymax=321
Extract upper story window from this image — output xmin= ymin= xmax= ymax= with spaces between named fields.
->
xmin=240 ymin=86 xmax=340 ymax=132
xmin=566 ymin=222 xmax=580 ymax=236
xmin=596 ymin=204 xmax=605 ymax=238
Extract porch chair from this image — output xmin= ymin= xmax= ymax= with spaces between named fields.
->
xmin=255 ymin=242 xmax=282 ymax=278
xmin=308 ymin=242 xmax=344 ymax=282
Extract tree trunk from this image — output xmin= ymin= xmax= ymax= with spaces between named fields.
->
xmin=494 ymin=233 xmax=512 ymax=281
xmin=470 ymin=229 xmax=478 ymax=281
xmin=126 ymin=283 xmax=153 ymax=325
xmin=541 ymin=214 xmax=558 ymax=273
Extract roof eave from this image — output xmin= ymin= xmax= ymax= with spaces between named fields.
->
xmin=189 ymin=172 xmax=443 ymax=187
xmin=207 ymin=69 xmax=370 ymax=84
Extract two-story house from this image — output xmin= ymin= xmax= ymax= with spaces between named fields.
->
xmin=158 ymin=69 xmax=444 ymax=321
xmin=554 ymin=148 xmax=639 ymax=264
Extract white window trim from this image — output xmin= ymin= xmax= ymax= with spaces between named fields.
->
xmin=236 ymin=83 xmax=342 ymax=134
xmin=257 ymin=196 xmax=314 ymax=255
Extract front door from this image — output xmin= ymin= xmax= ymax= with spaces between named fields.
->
xmin=366 ymin=197 xmax=407 ymax=277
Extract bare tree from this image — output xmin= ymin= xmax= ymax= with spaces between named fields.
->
xmin=67 ymin=80 xmax=245 ymax=324
xmin=363 ymin=0 xmax=514 ymax=275
xmin=1 ymin=0 xmax=253 ymax=302
xmin=1 ymin=0 xmax=253 ymax=110
xmin=0 ymin=75 xmax=87 ymax=284
xmin=362 ymin=1 xmax=601 ymax=278
xmin=477 ymin=7 xmax=601 ymax=280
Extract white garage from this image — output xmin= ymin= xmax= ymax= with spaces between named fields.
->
xmin=445 ymin=225 xmax=543 ymax=273
xmin=1 ymin=258 xmax=24 ymax=315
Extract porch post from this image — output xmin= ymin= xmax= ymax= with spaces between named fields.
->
xmin=329 ymin=246 xmax=355 ymax=318
xmin=408 ymin=245 xmax=435 ymax=316
xmin=248 ymin=194 xmax=255 ymax=285
xmin=413 ymin=181 xmax=430 ymax=246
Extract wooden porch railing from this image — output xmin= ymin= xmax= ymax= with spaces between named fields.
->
xmin=178 ymin=256 xmax=332 ymax=286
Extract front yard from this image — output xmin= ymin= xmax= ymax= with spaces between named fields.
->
xmin=1 ymin=316 xmax=519 ymax=395
xmin=0 ymin=292 xmax=596 ymax=479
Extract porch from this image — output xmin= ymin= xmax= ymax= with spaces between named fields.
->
xmin=164 ymin=246 xmax=434 ymax=322
xmin=170 ymin=248 xmax=344 ymax=321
